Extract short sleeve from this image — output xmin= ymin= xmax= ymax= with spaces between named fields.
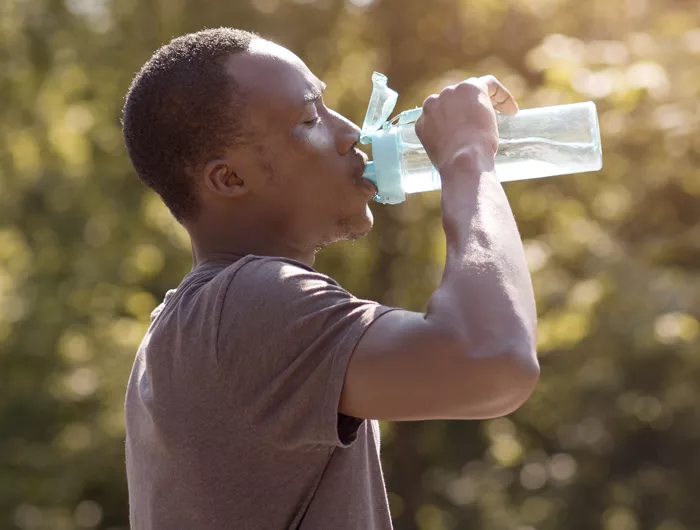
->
xmin=216 ymin=256 xmax=396 ymax=449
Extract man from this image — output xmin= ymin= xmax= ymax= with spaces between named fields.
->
xmin=122 ymin=27 xmax=539 ymax=530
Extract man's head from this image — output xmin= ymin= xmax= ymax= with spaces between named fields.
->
xmin=122 ymin=28 xmax=376 ymax=259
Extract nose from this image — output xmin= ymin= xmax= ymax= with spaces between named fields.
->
xmin=329 ymin=109 xmax=361 ymax=155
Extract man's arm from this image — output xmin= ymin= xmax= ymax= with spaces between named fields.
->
xmin=339 ymin=77 xmax=539 ymax=421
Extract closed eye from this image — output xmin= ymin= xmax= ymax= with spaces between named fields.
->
xmin=303 ymin=116 xmax=321 ymax=126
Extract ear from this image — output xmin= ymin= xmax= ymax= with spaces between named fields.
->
xmin=202 ymin=158 xmax=249 ymax=198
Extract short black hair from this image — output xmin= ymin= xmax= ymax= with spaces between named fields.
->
xmin=122 ymin=28 xmax=258 ymax=222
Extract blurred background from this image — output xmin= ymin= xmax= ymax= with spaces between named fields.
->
xmin=1 ymin=0 xmax=700 ymax=529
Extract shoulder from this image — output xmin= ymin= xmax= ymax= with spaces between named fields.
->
xmin=223 ymin=255 xmax=343 ymax=300
xmin=215 ymin=255 xmax=372 ymax=365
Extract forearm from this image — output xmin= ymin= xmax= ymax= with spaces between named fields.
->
xmin=426 ymin=150 xmax=538 ymax=370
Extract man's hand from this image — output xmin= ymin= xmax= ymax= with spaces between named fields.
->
xmin=415 ymin=76 xmax=519 ymax=176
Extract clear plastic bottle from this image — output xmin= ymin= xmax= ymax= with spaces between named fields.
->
xmin=360 ymin=73 xmax=603 ymax=204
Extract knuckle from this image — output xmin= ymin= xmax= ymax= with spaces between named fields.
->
xmin=422 ymin=94 xmax=439 ymax=111
xmin=439 ymin=85 xmax=457 ymax=100
xmin=456 ymin=80 xmax=480 ymax=95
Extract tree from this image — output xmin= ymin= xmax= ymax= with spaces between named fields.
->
xmin=1 ymin=0 xmax=698 ymax=528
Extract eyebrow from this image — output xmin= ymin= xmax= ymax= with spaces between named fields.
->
xmin=303 ymin=82 xmax=327 ymax=102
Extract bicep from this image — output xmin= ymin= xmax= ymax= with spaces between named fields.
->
xmin=339 ymin=309 xmax=536 ymax=421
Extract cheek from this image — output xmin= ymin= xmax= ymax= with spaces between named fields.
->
xmin=303 ymin=126 xmax=336 ymax=153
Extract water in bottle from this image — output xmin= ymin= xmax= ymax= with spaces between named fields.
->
xmin=360 ymin=72 xmax=603 ymax=204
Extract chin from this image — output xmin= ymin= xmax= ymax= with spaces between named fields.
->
xmin=337 ymin=206 xmax=374 ymax=242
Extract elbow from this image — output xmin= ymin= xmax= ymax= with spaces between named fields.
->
xmin=502 ymin=352 xmax=540 ymax=415
xmin=490 ymin=347 xmax=540 ymax=417
xmin=450 ymin=342 xmax=540 ymax=421
xmin=446 ymin=328 xmax=540 ymax=420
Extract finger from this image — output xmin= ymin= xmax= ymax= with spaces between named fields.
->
xmin=477 ymin=75 xmax=519 ymax=116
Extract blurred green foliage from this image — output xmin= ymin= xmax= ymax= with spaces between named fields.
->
xmin=1 ymin=0 xmax=700 ymax=529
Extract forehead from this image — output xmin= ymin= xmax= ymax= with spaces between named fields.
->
xmin=226 ymin=40 xmax=321 ymax=114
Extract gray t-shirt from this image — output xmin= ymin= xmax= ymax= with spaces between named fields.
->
xmin=125 ymin=255 xmax=397 ymax=529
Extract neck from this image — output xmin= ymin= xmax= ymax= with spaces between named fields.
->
xmin=186 ymin=221 xmax=317 ymax=269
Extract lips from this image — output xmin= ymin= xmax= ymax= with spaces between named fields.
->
xmin=358 ymin=176 xmax=378 ymax=195
xmin=352 ymin=153 xmax=377 ymax=194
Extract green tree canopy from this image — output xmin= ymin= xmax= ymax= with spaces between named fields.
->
xmin=1 ymin=0 xmax=699 ymax=528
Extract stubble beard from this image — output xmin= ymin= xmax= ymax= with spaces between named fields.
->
xmin=337 ymin=206 xmax=374 ymax=242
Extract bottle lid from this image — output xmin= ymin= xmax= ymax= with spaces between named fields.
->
xmin=360 ymin=72 xmax=398 ymax=144
xmin=360 ymin=73 xmax=405 ymax=204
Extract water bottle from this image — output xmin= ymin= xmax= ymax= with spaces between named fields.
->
xmin=360 ymin=72 xmax=603 ymax=204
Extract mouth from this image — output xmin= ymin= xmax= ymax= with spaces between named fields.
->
xmin=358 ymin=177 xmax=378 ymax=196
xmin=353 ymin=152 xmax=378 ymax=195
